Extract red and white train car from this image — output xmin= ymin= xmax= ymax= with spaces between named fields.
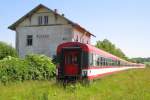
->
xmin=56 ymin=42 xmax=145 ymax=82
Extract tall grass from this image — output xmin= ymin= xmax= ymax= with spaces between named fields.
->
xmin=0 ymin=68 xmax=150 ymax=100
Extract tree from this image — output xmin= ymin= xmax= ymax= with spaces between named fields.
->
xmin=130 ymin=57 xmax=150 ymax=64
xmin=0 ymin=41 xmax=18 ymax=59
xmin=95 ymin=39 xmax=128 ymax=60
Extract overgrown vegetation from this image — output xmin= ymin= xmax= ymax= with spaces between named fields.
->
xmin=146 ymin=64 xmax=150 ymax=67
xmin=0 ymin=68 xmax=149 ymax=100
xmin=0 ymin=41 xmax=18 ymax=60
xmin=0 ymin=54 xmax=56 ymax=85
xmin=25 ymin=54 xmax=56 ymax=80
xmin=130 ymin=57 xmax=150 ymax=64
xmin=95 ymin=39 xmax=128 ymax=60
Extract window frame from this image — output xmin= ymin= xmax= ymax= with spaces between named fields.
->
xmin=26 ymin=35 xmax=33 ymax=46
xmin=38 ymin=16 xmax=43 ymax=25
xmin=44 ymin=16 xmax=48 ymax=25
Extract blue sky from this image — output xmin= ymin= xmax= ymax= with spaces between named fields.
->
xmin=0 ymin=0 xmax=150 ymax=58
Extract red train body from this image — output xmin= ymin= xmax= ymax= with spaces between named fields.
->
xmin=56 ymin=42 xmax=145 ymax=82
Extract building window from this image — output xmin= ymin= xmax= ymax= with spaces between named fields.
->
xmin=38 ymin=16 xmax=48 ymax=25
xmin=38 ymin=16 xmax=43 ymax=25
xmin=76 ymin=36 xmax=78 ymax=42
xmin=27 ymin=35 xmax=33 ymax=46
xmin=82 ymin=39 xmax=84 ymax=43
xmin=44 ymin=16 xmax=48 ymax=25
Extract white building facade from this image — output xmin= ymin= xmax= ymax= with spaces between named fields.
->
xmin=9 ymin=4 xmax=95 ymax=58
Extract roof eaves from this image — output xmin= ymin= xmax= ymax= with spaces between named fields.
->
xmin=8 ymin=4 xmax=96 ymax=37
xmin=8 ymin=4 xmax=49 ymax=30
xmin=72 ymin=23 xmax=96 ymax=37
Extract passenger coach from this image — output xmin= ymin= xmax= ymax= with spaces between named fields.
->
xmin=56 ymin=42 xmax=144 ymax=82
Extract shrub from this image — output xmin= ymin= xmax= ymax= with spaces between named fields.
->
xmin=146 ymin=64 xmax=150 ymax=68
xmin=0 ymin=54 xmax=56 ymax=84
xmin=25 ymin=54 xmax=56 ymax=80
xmin=0 ymin=56 xmax=28 ymax=84
xmin=0 ymin=41 xmax=18 ymax=60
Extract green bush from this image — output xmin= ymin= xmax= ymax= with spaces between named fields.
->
xmin=0 ymin=56 xmax=28 ymax=84
xmin=0 ymin=41 xmax=18 ymax=60
xmin=25 ymin=54 xmax=56 ymax=80
xmin=0 ymin=54 xmax=56 ymax=84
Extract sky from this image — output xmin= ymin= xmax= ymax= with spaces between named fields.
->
xmin=0 ymin=0 xmax=150 ymax=58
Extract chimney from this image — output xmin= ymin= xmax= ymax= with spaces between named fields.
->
xmin=54 ymin=9 xmax=57 ymax=13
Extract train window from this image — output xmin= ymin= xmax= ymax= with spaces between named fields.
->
xmin=111 ymin=59 xmax=113 ymax=66
xmin=68 ymin=55 xmax=72 ymax=64
xmin=93 ymin=54 xmax=97 ymax=66
xmin=89 ymin=53 xmax=102 ymax=67
xmin=65 ymin=55 xmax=71 ymax=64
xmin=99 ymin=56 xmax=102 ymax=66
xmin=100 ymin=57 xmax=103 ymax=66
xmin=104 ymin=58 xmax=107 ymax=66
xmin=107 ymin=58 xmax=109 ymax=66
xmin=107 ymin=59 xmax=109 ymax=66
xmin=89 ymin=53 xmax=93 ymax=66
xmin=94 ymin=54 xmax=97 ymax=67
xmin=93 ymin=54 xmax=95 ymax=66
xmin=116 ymin=61 xmax=119 ymax=66
xmin=115 ymin=60 xmax=118 ymax=66
xmin=97 ymin=56 xmax=101 ymax=67
xmin=105 ymin=58 xmax=107 ymax=66
xmin=65 ymin=56 xmax=67 ymax=64
xmin=110 ymin=59 xmax=113 ymax=66
xmin=106 ymin=58 xmax=109 ymax=66
xmin=118 ymin=61 xmax=120 ymax=66
xmin=115 ymin=61 xmax=117 ymax=66
xmin=96 ymin=55 xmax=100 ymax=67
xmin=108 ymin=59 xmax=112 ymax=66
xmin=64 ymin=55 xmax=78 ymax=65
xmin=114 ymin=60 xmax=116 ymax=66
xmin=72 ymin=56 xmax=78 ymax=64
xmin=112 ymin=59 xmax=114 ymax=66
xmin=102 ymin=57 xmax=105 ymax=66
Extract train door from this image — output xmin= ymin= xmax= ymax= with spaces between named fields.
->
xmin=62 ymin=48 xmax=81 ymax=77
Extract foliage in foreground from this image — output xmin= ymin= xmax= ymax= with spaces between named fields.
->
xmin=25 ymin=54 xmax=56 ymax=80
xmin=0 ymin=41 xmax=18 ymax=60
xmin=0 ymin=54 xmax=56 ymax=85
xmin=0 ymin=68 xmax=149 ymax=100
xmin=0 ymin=57 xmax=28 ymax=84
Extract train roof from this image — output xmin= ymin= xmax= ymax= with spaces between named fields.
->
xmin=57 ymin=42 xmax=145 ymax=66
xmin=57 ymin=42 xmax=127 ymax=61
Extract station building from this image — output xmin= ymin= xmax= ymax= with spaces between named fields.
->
xmin=8 ymin=4 xmax=95 ymax=58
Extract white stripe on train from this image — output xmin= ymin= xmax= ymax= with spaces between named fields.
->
xmin=82 ymin=66 xmax=145 ymax=79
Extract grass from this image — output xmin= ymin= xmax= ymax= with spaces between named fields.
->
xmin=144 ymin=62 xmax=150 ymax=65
xmin=0 ymin=67 xmax=150 ymax=100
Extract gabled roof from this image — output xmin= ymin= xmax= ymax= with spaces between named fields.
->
xmin=8 ymin=4 xmax=95 ymax=37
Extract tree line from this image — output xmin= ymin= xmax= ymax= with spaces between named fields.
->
xmin=130 ymin=57 xmax=150 ymax=64
xmin=95 ymin=39 xmax=128 ymax=60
